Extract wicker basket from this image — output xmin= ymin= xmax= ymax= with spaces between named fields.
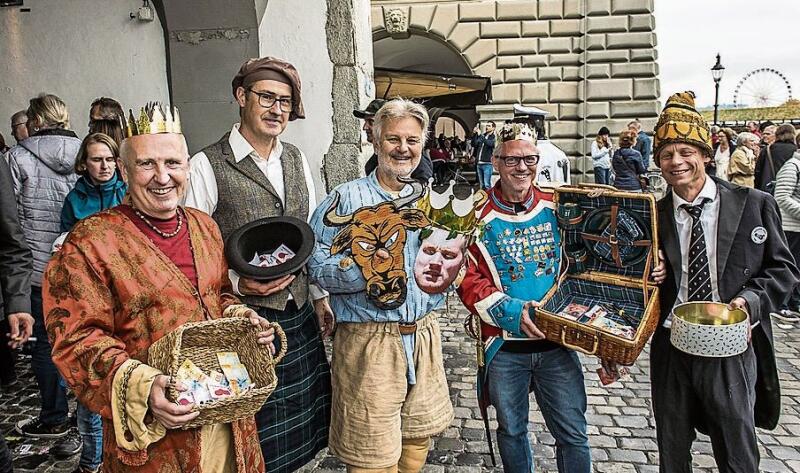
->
xmin=537 ymin=184 xmax=661 ymax=365
xmin=148 ymin=317 xmax=286 ymax=429
xmin=537 ymin=273 xmax=660 ymax=365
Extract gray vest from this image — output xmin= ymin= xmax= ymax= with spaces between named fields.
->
xmin=202 ymin=132 xmax=310 ymax=310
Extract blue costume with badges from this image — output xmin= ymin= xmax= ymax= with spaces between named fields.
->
xmin=458 ymin=183 xmax=591 ymax=472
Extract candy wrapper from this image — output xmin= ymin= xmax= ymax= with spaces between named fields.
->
xmin=589 ymin=315 xmax=636 ymax=340
xmin=176 ymin=359 xmax=213 ymax=405
xmin=597 ymin=365 xmax=630 ymax=386
xmin=206 ymin=370 xmax=233 ymax=399
xmin=272 ymin=244 xmax=296 ymax=263
xmin=558 ymin=302 xmax=589 ymax=321
xmin=247 ymin=244 xmax=296 ymax=268
xmin=176 ymin=390 xmax=195 ymax=406
xmin=216 ymin=352 xmax=254 ymax=395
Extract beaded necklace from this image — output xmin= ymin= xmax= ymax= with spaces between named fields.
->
xmin=132 ymin=206 xmax=183 ymax=239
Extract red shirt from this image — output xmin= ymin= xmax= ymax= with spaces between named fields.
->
xmin=429 ymin=148 xmax=449 ymax=162
xmin=117 ymin=205 xmax=198 ymax=288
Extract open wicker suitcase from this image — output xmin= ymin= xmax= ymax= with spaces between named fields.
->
xmin=536 ymin=184 xmax=660 ymax=365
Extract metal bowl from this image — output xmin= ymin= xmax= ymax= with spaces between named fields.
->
xmin=669 ymin=302 xmax=749 ymax=357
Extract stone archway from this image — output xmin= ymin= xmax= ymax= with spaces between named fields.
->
xmin=371 ymin=4 xmax=498 ymax=80
xmin=372 ymin=20 xmax=484 ymax=133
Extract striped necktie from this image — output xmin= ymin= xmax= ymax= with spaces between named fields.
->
xmin=681 ymin=199 xmax=712 ymax=302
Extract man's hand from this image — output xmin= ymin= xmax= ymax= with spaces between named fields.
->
xmin=313 ymin=297 xmax=335 ymax=339
xmin=246 ymin=310 xmax=276 ymax=355
xmin=519 ymin=301 xmax=546 ymax=340
xmin=6 ymin=312 xmax=34 ymax=349
xmin=729 ymin=297 xmax=751 ymax=342
xmin=148 ymin=375 xmax=200 ymax=429
xmin=238 ymin=275 xmax=295 ymax=297
xmin=650 ymin=250 xmax=667 ymax=285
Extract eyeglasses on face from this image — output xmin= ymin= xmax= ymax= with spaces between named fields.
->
xmin=246 ymin=88 xmax=293 ymax=113
xmin=496 ymin=155 xmax=540 ymax=167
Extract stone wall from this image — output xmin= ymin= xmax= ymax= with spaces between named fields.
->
xmin=371 ymin=0 xmax=661 ymax=179
xmin=0 ymin=0 xmax=168 ymax=140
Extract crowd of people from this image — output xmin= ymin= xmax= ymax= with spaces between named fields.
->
xmin=589 ymin=117 xmax=800 ymax=323
xmin=0 ymin=55 xmax=798 ymax=473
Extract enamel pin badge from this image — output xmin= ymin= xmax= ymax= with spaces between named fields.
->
xmin=750 ymin=226 xmax=767 ymax=245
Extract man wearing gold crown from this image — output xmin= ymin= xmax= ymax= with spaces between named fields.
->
xmin=43 ymin=104 xmax=274 ymax=472
xmin=457 ymin=123 xmax=596 ymax=472
xmin=650 ymin=91 xmax=799 ymax=472
xmin=309 ymin=98 xmax=453 ymax=472
xmin=184 ymin=56 xmax=333 ymax=472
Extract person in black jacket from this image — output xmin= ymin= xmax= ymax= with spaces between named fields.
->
xmin=651 ymin=91 xmax=800 ymax=473
xmin=612 ymin=129 xmax=646 ymax=192
xmin=0 ymin=158 xmax=35 ymax=472
xmin=755 ymin=123 xmax=797 ymax=192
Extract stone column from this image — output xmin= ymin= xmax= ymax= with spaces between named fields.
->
xmin=324 ymin=0 xmax=375 ymax=191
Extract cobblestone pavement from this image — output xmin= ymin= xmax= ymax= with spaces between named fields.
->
xmin=7 ymin=299 xmax=800 ymax=472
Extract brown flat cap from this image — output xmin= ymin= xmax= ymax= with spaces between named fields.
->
xmin=232 ymin=56 xmax=305 ymax=121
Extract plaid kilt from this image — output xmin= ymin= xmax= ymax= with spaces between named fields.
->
xmin=254 ymin=301 xmax=332 ymax=473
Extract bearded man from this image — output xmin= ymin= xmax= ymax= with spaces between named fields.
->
xmin=309 ymin=98 xmax=453 ymax=472
xmin=43 ymin=106 xmax=274 ymax=472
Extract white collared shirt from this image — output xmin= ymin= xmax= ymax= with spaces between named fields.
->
xmin=672 ymin=177 xmax=721 ymax=305
xmin=184 ymin=123 xmax=316 ymax=214
xmin=184 ymin=124 xmax=326 ymax=300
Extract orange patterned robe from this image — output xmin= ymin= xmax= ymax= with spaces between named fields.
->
xmin=43 ymin=207 xmax=265 ymax=472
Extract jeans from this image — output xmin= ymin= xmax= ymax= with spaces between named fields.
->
xmin=77 ymin=402 xmax=103 ymax=470
xmin=30 ymin=286 xmax=69 ymax=426
xmin=593 ymin=167 xmax=611 ymax=185
xmin=478 ymin=162 xmax=494 ymax=189
xmin=0 ymin=433 xmax=11 ymax=473
xmin=487 ymin=348 xmax=590 ymax=473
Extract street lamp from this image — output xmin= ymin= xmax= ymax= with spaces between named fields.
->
xmin=711 ymin=53 xmax=725 ymax=126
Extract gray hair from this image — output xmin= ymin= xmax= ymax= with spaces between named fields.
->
xmin=736 ymin=132 xmax=759 ymax=146
xmin=372 ymin=98 xmax=430 ymax=147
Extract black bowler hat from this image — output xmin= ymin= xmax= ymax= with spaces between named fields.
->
xmin=225 ymin=216 xmax=315 ymax=281
xmin=353 ymin=99 xmax=387 ymax=119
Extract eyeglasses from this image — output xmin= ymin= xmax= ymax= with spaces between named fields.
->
xmin=246 ymin=88 xmax=293 ymax=113
xmin=496 ymin=155 xmax=539 ymax=167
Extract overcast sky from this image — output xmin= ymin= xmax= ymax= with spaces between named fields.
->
xmin=655 ymin=0 xmax=800 ymax=109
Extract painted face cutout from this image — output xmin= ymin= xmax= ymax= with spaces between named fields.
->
xmin=414 ymin=227 xmax=467 ymax=294
xmin=325 ymin=180 xmax=429 ymax=309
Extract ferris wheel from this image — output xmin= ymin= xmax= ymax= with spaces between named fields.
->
xmin=733 ymin=68 xmax=793 ymax=108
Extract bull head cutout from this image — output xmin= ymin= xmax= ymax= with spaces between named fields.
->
xmin=325 ymin=178 xmax=431 ymax=310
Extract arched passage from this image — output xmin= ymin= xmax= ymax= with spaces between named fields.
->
xmin=373 ymin=31 xmax=472 ymax=76
xmin=373 ymin=29 xmax=483 ymax=133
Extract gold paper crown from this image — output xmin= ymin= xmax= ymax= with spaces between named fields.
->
xmin=123 ymin=102 xmax=182 ymax=137
xmin=417 ymin=181 xmax=488 ymax=237
xmin=497 ymin=123 xmax=537 ymax=146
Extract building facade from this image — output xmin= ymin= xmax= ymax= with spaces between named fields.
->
xmin=371 ymin=0 xmax=661 ymax=177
